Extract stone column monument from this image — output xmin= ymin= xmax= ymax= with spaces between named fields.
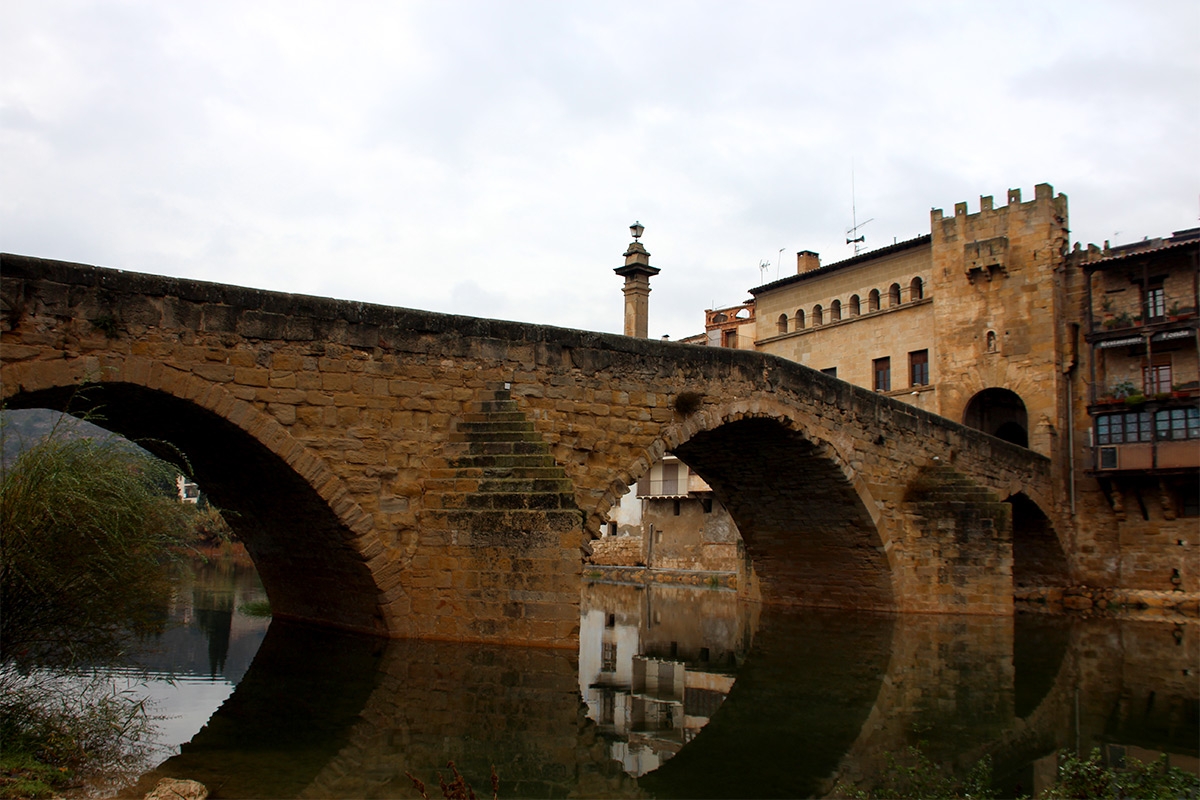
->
xmin=614 ymin=221 xmax=660 ymax=338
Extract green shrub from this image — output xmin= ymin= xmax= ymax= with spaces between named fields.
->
xmin=1 ymin=426 xmax=199 ymax=668
xmin=851 ymin=745 xmax=995 ymax=799
xmin=1 ymin=414 xmax=200 ymax=788
xmin=1040 ymin=748 xmax=1199 ymax=799
xmin=0 ymin=670 xmax=157 ymax=796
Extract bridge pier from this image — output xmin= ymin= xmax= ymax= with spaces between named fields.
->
xmin=896 ymin=465 xmax=1015 ymax=615
xmin=409 ymin=385 xmax=583 ymax=645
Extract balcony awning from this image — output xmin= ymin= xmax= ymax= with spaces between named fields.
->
xmin=1095 ymin=337 xmax=1143 ymax=349
xmin=1154 ymin=330 xmax=1194 ymax=343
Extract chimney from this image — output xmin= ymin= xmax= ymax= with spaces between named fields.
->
xmin=797 ymin=250 xmax=821 ymax=274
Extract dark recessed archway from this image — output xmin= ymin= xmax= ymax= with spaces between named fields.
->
xmin=1007 ymin=492 xmax=1068 ymax=589
xmin=4 ymin=383 xmax=385 ymax=634
xmin=671 ymin=417 xmax=894 ymax=611
xmin=964 ymin=388 xmax=1029 ymax=447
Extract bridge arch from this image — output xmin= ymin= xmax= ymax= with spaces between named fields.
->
xmin=1 ymin=357 xmax=393 ymax=635
xmin=1006 ymin=492 xmax=1069 ymax=589
xmin=595 ymin=398 xmax=898 ymax=611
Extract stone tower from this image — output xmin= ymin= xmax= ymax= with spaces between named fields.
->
xmin=929 ymin=183 xmax=1071 ymax=461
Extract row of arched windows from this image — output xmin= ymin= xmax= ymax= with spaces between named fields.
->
xmin=776 ymin=277 xmax=924 ymax=334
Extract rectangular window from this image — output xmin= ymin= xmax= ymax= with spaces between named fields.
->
xmin=909 ymin=349 xmax=929 ymax=387
xmin=600 ymin=690 xmax=616 ymax=724
xmin=659 ymin=462 xmax=680 ymax=495
xmin=1096 ymin=411 xmax=1153 ymax=444
xmin=1155 ymin=408 xmax=1200 ymax=440
xmin=1145 ymin=284 xmax=1166 ymax=321
xmin=873 ymin=357 xmax=891 ymax=392
xmin=1143 ymin=356 xmax=1172 ymax=395
xmin=722 ymin=328 xmax=737 ymax=348
xmin=821 ymin=367 xmax=837 ymax=378
xmin=601 ymin=642 xmax=617 ymax=673
xmin=1098 ymin=446 xmax=1118 ymax=469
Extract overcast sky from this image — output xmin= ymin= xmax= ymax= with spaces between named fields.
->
xmin=3 ymin=1 xmax=1197 ymax=340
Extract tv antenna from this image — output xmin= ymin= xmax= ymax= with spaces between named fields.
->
xmin=846 ymin=164 xmax=873 ymax=255
xmin=759 ymin=259 xmax=771 ymax=283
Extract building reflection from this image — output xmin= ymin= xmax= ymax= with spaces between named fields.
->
xmin=579 ymin=580 xmax=758 ymax=776
xmin=125 ymin=551 xmax=270 ymax=683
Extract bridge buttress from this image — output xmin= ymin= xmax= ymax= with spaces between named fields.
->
xmin=412 ymin=385 xmax=583 ymax=645
xmin=896 ymin=465 xmax=1014 ymax=615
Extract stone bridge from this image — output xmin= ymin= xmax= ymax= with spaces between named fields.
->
xmin=1 ymin=254 xmax=1057 ymax=645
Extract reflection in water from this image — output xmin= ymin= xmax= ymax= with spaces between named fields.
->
xmin=116 ymin=552 xmax=271 ymax=763
xmin=128 ymin=552 xmax=269 ymax=683
xmin=122 ymin=568 xmax=1198 ymax=798
xmin=578 ymin=582 xmax=759 ymax=777
xmin=128 ymin=621 xmax=639 ymax=799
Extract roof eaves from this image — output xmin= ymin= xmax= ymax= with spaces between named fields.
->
xmin=1084 ymin=238 xmax=1200 ymax=270
xmin=749 ymin=234 xmax=932 ymax=295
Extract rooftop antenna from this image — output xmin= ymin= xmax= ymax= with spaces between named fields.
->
xmin=759 ymin=259 xmax=770 ymax=283
xmin=846 ymin=162 xmax=873 ymax=255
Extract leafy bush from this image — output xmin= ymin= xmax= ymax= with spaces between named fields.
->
xmin=851 ymin=745 xmax=995 ymax=799
xmin=1 ymin=414 xmax=204 ymax=790
xmin=1 ymin=426 xmax=200 ymax=668
xmin=848 ymin=745 xmax=1199 ymax=800
xmin=1040 ymin=748 xmax=1199 ymax=799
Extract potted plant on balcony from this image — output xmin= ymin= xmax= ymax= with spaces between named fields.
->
xmin=1112 ymin=379 xmax=1138 ymax=399
xmin=1168 ymin=302 xmax=1195 ymax=322
xmin=1096 ymin=380 xmax=1134 ymax=407
xmin=1105 ymin=311 xmax=1133 ymax=330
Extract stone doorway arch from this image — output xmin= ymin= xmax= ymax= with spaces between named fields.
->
xmin=963 ymin=388 xmax=1029 ymax=447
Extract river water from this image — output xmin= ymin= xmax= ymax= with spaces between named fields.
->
xmin=109 ymin=555 xmax=1197 ymax=798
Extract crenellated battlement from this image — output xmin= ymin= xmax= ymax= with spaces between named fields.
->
xmin=930 ymin=183 xmax=1065 ymax=229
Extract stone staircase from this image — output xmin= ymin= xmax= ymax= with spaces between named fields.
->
xmin=904 ymin=464 xmax=1006 ymax=508
xmin=423 ymin=385 xmax=580 ymax=544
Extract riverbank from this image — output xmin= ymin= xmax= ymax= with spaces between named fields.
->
xmin=1017 ymin=584 xmax=1199 ymax=621
xmin=584 ymin=564 xmax=739 ymax=590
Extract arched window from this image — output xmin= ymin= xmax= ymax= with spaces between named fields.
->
xmin=868 ymin=289 xmax=880 ymax=312
xmin=888 ymin=283 xmax=902 ymax=307
xmin=813 ymin=304 xmax=824 ymax=326
xmin=830 ymin=299 xmax=842 ymax=322
xmin=795 ymin=308 xmax=805 ymax=329
xmin=910 ymin=276 xmax=924 ymax=301
xmin=849 ymin=295 xmax=861 ymax=316
xmin=777 ymin=313 xmax=788 ymax=334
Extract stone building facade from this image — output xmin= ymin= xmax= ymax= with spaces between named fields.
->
xmin=691 ymin=183 xmax=1199 ymax=605
xmin=589 ymin=455 xmax=749 ymax=587
xmin=1076 ymin=231 xmax=1200 ymax=597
